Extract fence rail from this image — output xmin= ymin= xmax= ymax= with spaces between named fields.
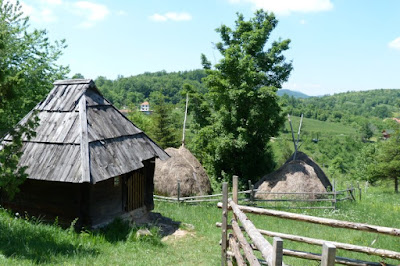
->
xmin=218 ymin=177 xmax=400 ymax=266
xmin=154 ymin=176 xmax=356 ymax=210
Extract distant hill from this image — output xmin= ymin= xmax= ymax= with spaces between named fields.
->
xmin=278 ymin=89 xmax=310 ymax=98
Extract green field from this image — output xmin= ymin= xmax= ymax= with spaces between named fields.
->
xmin=284 ymin=116 xmax=358 ymax=137
xmin=0 ymin=184 xmax=399 ymax=265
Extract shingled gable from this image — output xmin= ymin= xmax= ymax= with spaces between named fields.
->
xmin=2 ymin=79 xmax=169 ymax=184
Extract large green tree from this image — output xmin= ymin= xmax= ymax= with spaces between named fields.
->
xmin=0 ymin=0 xmax=68 ymax=198
xmin=194 ymin=10 xmax=292 ymax=184
xmin=0 ymin=0 xmax=68 ymax=135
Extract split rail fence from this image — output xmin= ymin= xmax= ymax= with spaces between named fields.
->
xmin=154 ymin=176 xmax=357 ymax=210
xmin=217 ymin=178 xmax=400 ymax=266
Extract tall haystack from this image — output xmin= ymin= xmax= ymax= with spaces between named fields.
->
xmin=254 ymin=152 xmax=332 ymax=199
xmin=154 ymin=146 xmax=212 ymax=197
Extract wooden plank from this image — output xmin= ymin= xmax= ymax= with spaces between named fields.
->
xmin=233 ymin=175 xmax=238 ymax=204
xmin=231 ymin=220 xmax=260 ymax=266
xmin=217 ymin=203 xmax=400 ymax=237
xmin=321 ymin=243 xmax=336 ymax=266
xmin=221 ymin=182 xmax=228 ymax=266
xmin=79 ymin=95 xmax=91 ymax=183
xmin=272 ymin=237 xmax=283 ymax=266
xmin=229 ymin=234 xmax=246 ymax=266
xmin=282 ymin=249 xmax=394 ymax=266
xmin=54 ymin=79 xmax=93 ymax=85
xmin=253 ymin=226 xmax=400 ymax=260
xmin=229 ymin=200 xmax=284 ymax=266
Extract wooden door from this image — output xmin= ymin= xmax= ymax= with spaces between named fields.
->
xmin=125 ymin=169 xmax=145 ymax=211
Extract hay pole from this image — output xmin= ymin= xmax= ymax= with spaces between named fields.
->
xmin=217 ymin=203 xmax=400 ymax=237
xmin=287 ymin=114 xmax=297 ymax=160
xmin=181 ymin=93 xmax=189 ymax=147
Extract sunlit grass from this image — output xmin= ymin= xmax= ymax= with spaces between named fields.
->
xmin=0 ymin=185 xmax=398 ymax=265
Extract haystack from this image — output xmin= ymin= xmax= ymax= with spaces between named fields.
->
xmin=254 ymin=152 xmax=331 ymax=199
xmin=154 ymin=146 xmax=212 ymax=197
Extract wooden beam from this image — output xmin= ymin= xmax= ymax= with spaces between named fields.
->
xmin=321 ymin=243 xmax=336 ymax=266
xmin=229 ymin=200 xmax=286 ymax=266
xmin=221 ymin=182 xmax=228 ymax=266
xmin=231 ymin=220 xmax=261 ymax=266
xmin=272 ymin=237 xmax=283 ymax=266
xmin=233 ymin=175 xmax=238 ymax=204
xmin=216 ymin=221 xmax=400 ymax=260
xmin=79 ymin=95 xmax=91 ymax=183
xmin=217 ymin=203 xmax=400 ymax=237
xmin=229 ymin=234 xmax=246 ymax=266
xmin=282 ymin=249 xmax=394 ymax=266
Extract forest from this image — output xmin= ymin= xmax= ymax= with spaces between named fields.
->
xmin=1 ymin=3 xmax=399 ymax=198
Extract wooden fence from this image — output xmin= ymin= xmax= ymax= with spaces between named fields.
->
xmin=218 ymin=180 xmax=400 ymax=266
xmin=154 ymin=176 xmax=357 ymax=210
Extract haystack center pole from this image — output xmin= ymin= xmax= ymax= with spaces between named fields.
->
xmin=181 ymin=93 xmax=189 ymax=147
xmin=288 ymin=114 xmax=297 ymax=161
xmin=296 ymin=114 xmax=304 ymax=148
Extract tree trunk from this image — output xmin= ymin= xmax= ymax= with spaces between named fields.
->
xmin=395 ymin=177 xmax=398 ymax=193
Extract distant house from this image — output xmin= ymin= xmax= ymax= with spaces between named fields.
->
xmin=140 ymin=101 xmax=150 ymax=111
xmin=0 ymin=79 xmax=169 ymax=228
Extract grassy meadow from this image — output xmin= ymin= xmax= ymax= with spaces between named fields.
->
xmin=0 ymin=183 xmax=399 ymax=265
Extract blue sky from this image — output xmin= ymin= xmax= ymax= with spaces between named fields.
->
xmin=12 ymin=0 xmax=400 ymax=96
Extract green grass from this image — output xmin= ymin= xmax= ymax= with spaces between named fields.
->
xmin=285 ymin=116 xmax=357 ymax=137
xmin=0 ymin=185 xmax=399 ymax=265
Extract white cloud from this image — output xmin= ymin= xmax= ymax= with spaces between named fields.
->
xmin=388 ymin=37 xmax=400 ymax=50
xmin=72 ymin=1 xmax=110 ymax=28
xmin=149 ymin=12 xmax=192 ymax=22
xmin=300 ymin=19 xmax=306 ymax=25
xmin=229 ymin=0 xmax=333 ymax=15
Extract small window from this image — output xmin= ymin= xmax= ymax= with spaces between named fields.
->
xmin=114 ymin=176 xmax=120 ymax=187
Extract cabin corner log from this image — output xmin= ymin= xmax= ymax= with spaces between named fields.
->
xmin=217 ymin=202 xmax=400 ymax=237
xmin=229 ymin=199 xmax=287 ymax=266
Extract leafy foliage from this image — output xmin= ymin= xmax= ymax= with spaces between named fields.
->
xmin=192 ymin=10 xmax=292 ymax=185
xmin=0 ymin=0 xmax=68 ymax=197
xmin=96 ymin=70 xmax=206 ymax=108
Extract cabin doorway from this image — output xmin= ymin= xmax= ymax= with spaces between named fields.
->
xmin=124 ymin=169 xmax=145 ymax=211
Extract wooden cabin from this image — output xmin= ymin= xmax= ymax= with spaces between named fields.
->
xmin=0 ymin=79 xmax=169 ymax=228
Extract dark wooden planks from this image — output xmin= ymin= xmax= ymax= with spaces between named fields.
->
xmin=87 ymin=105 xmax=142 ymax=142
xmin=19 ymin=143 xmax=81 ymax=182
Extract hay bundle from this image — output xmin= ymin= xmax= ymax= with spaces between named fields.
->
xmin=154 ymin=146 xmax=212 ymax=197
xmin=254 ymin=152 xmax=331 ymax=199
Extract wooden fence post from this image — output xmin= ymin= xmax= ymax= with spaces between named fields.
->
xmin=357 ymin=181 xmax=362 ymax=201
xmin=321 ymin=243 xmax=336 ymax=266
xmin=221 ymin=182 xmax=229 ymax=266
xmin=233 ymin=175 xmax=238 ymax=204
xmin=332 ymin=179 xmax=336 ymax=210
xmin=272 ymin=237 xmax=283 ymax=266
xmin=177 ymin=180 xmax=181 ymax=203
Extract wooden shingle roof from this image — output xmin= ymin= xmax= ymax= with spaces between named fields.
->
xmin=1 ymin=79 xmax=169 ymax=184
